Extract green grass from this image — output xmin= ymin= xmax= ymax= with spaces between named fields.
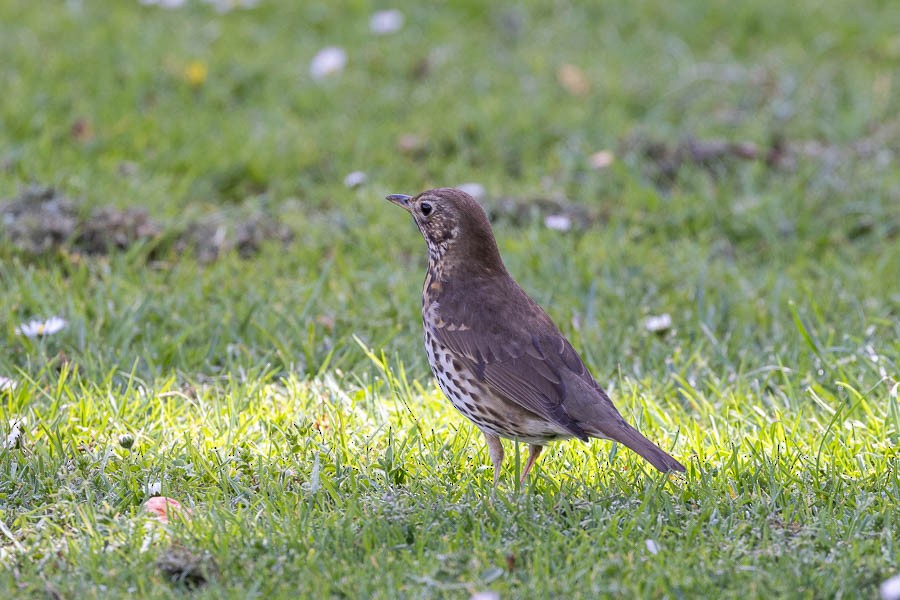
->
xmin=1 ymin=0 xmax=899 ymax=597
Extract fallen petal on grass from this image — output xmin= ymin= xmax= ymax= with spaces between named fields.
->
xmin=144 ymin=497 xmax=191 ymax=524
xmin=882 ymin=574 xmax=900 ymax=600
xmin=343 ymin=171 xmax=367 ymax=188
xmin=645 ymin=539 xmax=660 ymax=555
xmin=370 ymin=9 xmax=404 ymax=35
xmin=309 ymin=47 xmax=347 ymax=80
xmin=644 ymin=314 xmax=673 ymax=333
xmin=557 ymin=63 xmax=590 ymax=96
xmin=544 ymin=214 xmax=572 ymax=232
xmin=589 ymin=150 xmax=615 ymax=169
xmin=397 ymin=133 xmax=426 ymax=156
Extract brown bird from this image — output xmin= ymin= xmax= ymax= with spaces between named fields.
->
xmin=387 ymin=188 xmax=686 ymax=485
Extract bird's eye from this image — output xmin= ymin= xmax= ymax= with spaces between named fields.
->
xmin=420 ymin=202 xmax=433 ymax=217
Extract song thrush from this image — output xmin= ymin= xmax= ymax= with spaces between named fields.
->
xmin=387 ymin=188 xmax=686 ymax=485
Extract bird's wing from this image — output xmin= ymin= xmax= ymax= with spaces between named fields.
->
xmin=429 ymin=278 xmax=609 ymax=441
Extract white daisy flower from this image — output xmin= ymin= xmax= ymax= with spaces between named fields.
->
xmin=309 ymin=47 xmax=347 ymax=80
xmin=370 ymin=9 xmax=404 ymax=35
xmin=343 ymin=171 xmax=367 ymax=188
xmin=643 ymin=314 xmax=673 ymax=333
xmin=882 ymin=574 xmax=900 ymax=600
xmin=544 ymin=214 xmax=572 ymax=232
xmin=15 ymin=316 xmax=67 ymax=338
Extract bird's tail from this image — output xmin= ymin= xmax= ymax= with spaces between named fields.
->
xmin=604 ymin=422 xmax=686 ymax=473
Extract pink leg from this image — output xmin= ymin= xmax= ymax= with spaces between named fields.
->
xmin=483 ymin=431 xmax=504 ymax=487
xmin=520 ymin=445 xmax=544 ymax=483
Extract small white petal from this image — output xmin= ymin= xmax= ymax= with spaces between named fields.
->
xmin=309 ymin=47 xmax=347 ymax=80
xmin=645 ymin=539 xmax=660 ymax=555
xmin=14 ymin=321 xmax=34 ymax=337
xmin=43 ymin=316 xmax=68 ymax=334
xmin=644 ymin=314 xmax=673 ymax=333
xmin=369 ymin=9 xmax=404 ymax=35
xmin=457 ymin=182 xmax=486 ymax=200
xmin=589 ymin=150 xmax=615 ymax=169
xmin=882 ymin=574 xmax=900 ymax=600
xmin=470 ymin=593 xmax=500 ymax=600
xmin=0 ymin=376 xmax=15 ymax=391
xmin=343 ymin=171 xmax=367 ymax=188
xmin=145 ymin=480 xmax=162 ymax=496
xmin=544 ymin=214 xmax=572 ymax=232
xmin=4 ymin=421 xmax=22 ymax=449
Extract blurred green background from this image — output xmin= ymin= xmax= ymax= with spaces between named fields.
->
xmin=1 ymin=0 xmax=896 ymax=380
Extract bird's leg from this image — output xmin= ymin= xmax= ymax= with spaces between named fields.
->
xmin=520 ymin=445 xmax=543 ymax=483
xmin=482 ymin=431 xmax=504 ymax=487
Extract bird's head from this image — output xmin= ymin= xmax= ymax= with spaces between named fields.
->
xmin=387 ymin=187 xmax=505 ymax=277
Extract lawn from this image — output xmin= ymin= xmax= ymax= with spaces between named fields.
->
xmin=1 ymin=0 xmax=898 ymax=597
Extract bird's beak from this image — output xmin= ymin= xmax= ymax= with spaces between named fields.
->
xmin=386 ymin=194 xmax=413 ymax=212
